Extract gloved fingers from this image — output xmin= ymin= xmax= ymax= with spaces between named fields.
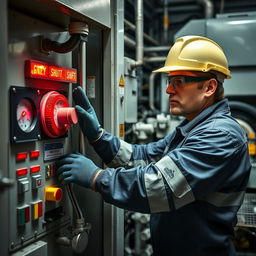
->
xmin=56 ymin=164 xmax=72 ymax=177
xmin=58 ymin=170 xmax=72 ymax=182
xmin=73 ymin=86 xmax=92 ymax=111
xmin=75 ymin=105 xmax=92 ymax=121
xmin=63 ymin=176 xmax=74 ymax=183
xmin=55 ymin=157 xmax=76 ymax=168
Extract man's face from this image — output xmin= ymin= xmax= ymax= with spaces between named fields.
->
xmin=166 ymin=71 xmax=215 ymax=121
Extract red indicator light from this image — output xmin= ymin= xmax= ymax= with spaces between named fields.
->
xmin=16 ymin=168 xmax=28 ymax=176
xmin=38 ymin=201 xmax=43 ymax=217
xmin=25 ymin=60 xmax=77 ymax=83
xmin=25 ymin=206 xmax=30 ymax=222
xmin=16 ymin=152 xmax=28 ymax=161
xmin=30 ymin=150 xmax=40 ymax=159
xmin=30 ymin=165 xmax=40 ymax=173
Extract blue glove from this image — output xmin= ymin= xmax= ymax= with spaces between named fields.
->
xmin=73 ymin=86 xmax=102 ymax=141
xmin=56 ymin=153 xmax=100 ymax=189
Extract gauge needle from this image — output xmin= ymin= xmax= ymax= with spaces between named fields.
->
xmin=18 ymin=111 xmax=27 ymax=121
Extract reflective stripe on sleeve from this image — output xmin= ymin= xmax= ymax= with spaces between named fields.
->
xmin=108 ymin=140 xmax=133 ymax=167
xmin=155 ymin=156 xmax=195 ymax=209
xmin=144 ymin=171 xmax=170 ymax=213
xmin=201 ymin=191 xmax=245 ymax=207
xmin=108 ymin=140 xmax=148 ymax=168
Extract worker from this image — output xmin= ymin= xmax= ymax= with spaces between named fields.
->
xmin=56 ymin=36 xmax=251 ymax=256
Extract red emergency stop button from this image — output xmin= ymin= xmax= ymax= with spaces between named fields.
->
xmin=45 ymin=186 xmax=63 ymax=202
xmin=40 ymin=91 xmax=78 ymax=138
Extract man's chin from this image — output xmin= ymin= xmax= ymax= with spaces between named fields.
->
xmin=170 ymin=108 xmax=181 ymax=116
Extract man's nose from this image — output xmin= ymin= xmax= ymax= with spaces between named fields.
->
xmin=166 ymin=83 xmax=176 ymax=94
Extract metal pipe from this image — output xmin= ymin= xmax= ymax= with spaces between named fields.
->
xmin=144 ymin=56 xmax=166 ymax=63
xmin=124 ymin=35 xmax=136 ymax=49
xmin=124 ymin=19 xmax=159 ymax=46
xmin=149 ymin=72 xmax=158 ymax=111
xmin=144 ymin=46 xmax=170 ymax=53
xmin=131 ymin=0 xmax=144 ymax=69
xmin=163 ymin=0 xmax=169 ymax=43
xmin=197 ymin=0 xmax=214 ymax=18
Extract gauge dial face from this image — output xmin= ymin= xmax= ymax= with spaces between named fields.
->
xmin=16 ymin=98 xmax=35 ymax=132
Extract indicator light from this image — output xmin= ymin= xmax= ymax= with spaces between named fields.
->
xmin=16 ymin=168 xmax=28 ymax=177
xmin=30 ymin=150 xmax=40 ymax=159
xmin=25 ymin=60 xmax=77 ymax=83
xmin=16 ymin=152 xmax=28 ymax=161
xmin=30 ymin=165 xmax=40 ymax=173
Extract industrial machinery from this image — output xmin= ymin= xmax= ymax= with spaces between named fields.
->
xmin=0 ymin=0 xmax=125 ymax=255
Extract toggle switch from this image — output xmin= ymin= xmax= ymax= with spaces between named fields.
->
xmin=57 ymin=107 xmax=78 ymax=125
xmin=45 ymin=186 xmax=63 ymax=202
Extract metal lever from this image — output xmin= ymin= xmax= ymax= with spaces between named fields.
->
xmin=0 ymin=171 xmax=14 ymax=190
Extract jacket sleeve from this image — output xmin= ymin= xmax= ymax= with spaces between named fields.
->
xmin=92 ymin=130 xmax=173 ymax=168
xmin=95 ymin=128 xmax=251 ymax=213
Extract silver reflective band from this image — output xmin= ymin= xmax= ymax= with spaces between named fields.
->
xmin=201 ymin=191 xmax=245 ymax=207
xmin=155 ymin=156 xmax=193 ymax=198
xmin=144 ymin=171 xmax=170 ymax=213
xmin=108 ymin=140 xmax=133 ymax=168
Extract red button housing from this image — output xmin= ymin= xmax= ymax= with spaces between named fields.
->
xmin=16 ymin=168 xmax=28 ymax=177
xmin=16 ymin=152 xmax=28 ymax=161
xmin=30 ymin=165 xmax=40 ymax=173
xmin=30 ymin=150 xmax=40 ymax=159
xmin=38 ymin=201 xmax=43 ymax=217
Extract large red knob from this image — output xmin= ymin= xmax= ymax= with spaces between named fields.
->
xmin=57 ymin=107 xmax=78 ymax=125
xmin=40 ymin=91 xmax=78 ymax=138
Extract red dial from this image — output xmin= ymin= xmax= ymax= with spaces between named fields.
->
xmin=40 ymin=91 xmax=78 ymax=138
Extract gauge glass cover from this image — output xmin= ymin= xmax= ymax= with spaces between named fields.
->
xmin=16 ymin=98 xmax=34 ymax=132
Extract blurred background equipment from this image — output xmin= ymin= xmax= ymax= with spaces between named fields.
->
xmin=1 ymin=0 xmax=256 ymax=255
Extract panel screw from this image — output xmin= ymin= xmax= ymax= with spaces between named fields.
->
xmin=12 ymin=88 xmax=16 ymax=93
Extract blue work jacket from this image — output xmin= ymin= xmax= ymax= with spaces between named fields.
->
xmin=94 ymin=99 xmax=251 ymax=256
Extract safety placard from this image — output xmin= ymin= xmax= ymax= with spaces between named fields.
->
xmin=44 ymin=142 xmax=64 ymax=161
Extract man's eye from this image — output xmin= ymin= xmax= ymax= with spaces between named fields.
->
xmin=174 ymin=79 xmax=183 ymax=86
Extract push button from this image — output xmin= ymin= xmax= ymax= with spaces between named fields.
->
xmin=17 ymin=205 xmax=30 ymax=225
xmin=31 ymin=175 xmax=43 ymax=189
xmin=31 ymin=201 xmax=43 ymax=220
xmin=17 ymin=178 xmax=29 ymax=194
xmin=45 ymin=186 xmax=62 ymax=202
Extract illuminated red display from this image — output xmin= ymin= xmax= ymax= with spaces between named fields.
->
xmin=25 ymin=60 xmax=77 ymax=83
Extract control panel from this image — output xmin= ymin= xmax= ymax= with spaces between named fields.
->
xmin=8 ymin=59 xmax=78 ymax=252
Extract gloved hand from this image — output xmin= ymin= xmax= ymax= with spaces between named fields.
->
xmin=73 ymin=86 xmax=102 ymax=141
xmin=56 ymin=153 xmax=101 ymax=189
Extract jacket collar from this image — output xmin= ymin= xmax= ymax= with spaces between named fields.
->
xmin=176 ymin=98 xmax=230 ymax=137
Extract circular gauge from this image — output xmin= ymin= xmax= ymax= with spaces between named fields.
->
xmin=16 ymin=98 xmax=36 ymax=133
xmin=40 ymin=91 xmax=78 ymax=138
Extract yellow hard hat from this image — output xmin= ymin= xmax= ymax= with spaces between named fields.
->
xmin=153 ymin=35 xmax=231 ymax=79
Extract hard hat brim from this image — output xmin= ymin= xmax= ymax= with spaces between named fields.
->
xmin=153 ymin=65 xmax=231 ymax=79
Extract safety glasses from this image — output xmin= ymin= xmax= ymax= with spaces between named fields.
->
xmin=166 ymin=75 xmax=211 ymax=89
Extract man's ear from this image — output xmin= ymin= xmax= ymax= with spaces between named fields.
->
xmin=204 ymin=78 xmax=217 ymax=97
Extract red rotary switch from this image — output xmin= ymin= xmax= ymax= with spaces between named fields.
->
xmin=40 ymin=91 xmax=78 ymax=138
